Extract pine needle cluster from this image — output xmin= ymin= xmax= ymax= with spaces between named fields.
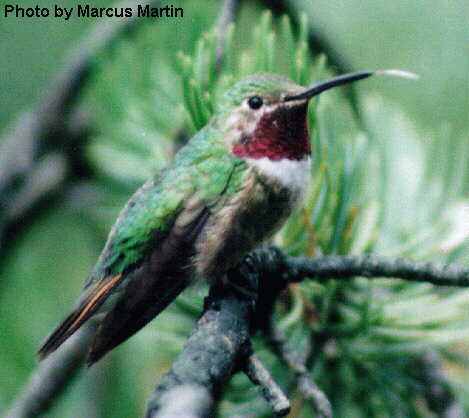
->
xmin=79 ymin=8 xmax=468 ymax=417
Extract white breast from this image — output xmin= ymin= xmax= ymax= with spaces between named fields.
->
xmin=247 ymin=157 xmax=311 ymax=210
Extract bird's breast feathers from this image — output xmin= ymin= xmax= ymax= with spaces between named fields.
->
xmin=193 ymin=157 xmax=310 ymax=279
xmin=246 ymin=156 xmax=311 ymax=211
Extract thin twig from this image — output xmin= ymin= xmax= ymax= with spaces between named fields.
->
xmin=244 ymin=353 xmax=291 ymax=416
xmin=215 ymin=0 xmax=240 ymax=70
xmin=267 ymin=327 xmax=332 ymax=418
xmin=412 ymin=351 xmax=465 ymax=418
xmin=296 ymin=375 xmax=333 ymax=418
xmin=284 ymin=254 xmax=469 ymax=287
xmin=4 ymin=323 xmax=97 ymax=418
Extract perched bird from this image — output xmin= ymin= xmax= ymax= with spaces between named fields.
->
xmin=38 ymin=71 xmax=382 ymax=365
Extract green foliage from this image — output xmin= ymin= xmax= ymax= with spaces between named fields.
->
xmin=81 ymin=9 xmax=468 ymax=417
xmin=2 ymin=4 xmax=467 ymax=418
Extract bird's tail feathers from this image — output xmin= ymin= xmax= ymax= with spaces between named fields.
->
xmin=37 ymin=274 xmax=122 ymax=360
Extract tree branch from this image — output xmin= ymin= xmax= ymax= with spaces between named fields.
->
xmin=147 ymin=247 xmax=467 ymax=416
xmin=146 ymin=259 xmax=259 ymax=417
xmin=411 ymin=351 xmax=465 ymax=418
xmin=8 ymin=247 xmax=467 ymax=416
xmin=243 ymin=353 xmax=291 ymax=416
xmin=284 ymin=254 xmax=469 ymax=287
xmin=150 ymin=385 xmax=213 ymax=418
xmin=0 ymin=0 xmax=160 ymax=257
xmin=266 ymin=327 xmax=332 ymax=418
xmin=215 ymin=0 xmax=241 ymax=70
xmin=4 ymin=323 xmax=97 ymax=418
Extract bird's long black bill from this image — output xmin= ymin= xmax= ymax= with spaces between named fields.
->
xmin=284 ymin=71 xmax=374 ymax=102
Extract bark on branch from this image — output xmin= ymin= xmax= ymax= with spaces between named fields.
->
xmin=284 ymin=254 xmax=469 ymax=287
xmin=146 ymin=259 xmax=259 ymax=417
xmin=145 ymin=247 xmax=468 ymax=417
xmin=6 ymin=248 xmax=467 ymax=417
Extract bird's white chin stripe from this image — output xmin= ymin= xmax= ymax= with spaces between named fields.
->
xmin=247 ymin=157 xmax=311 ymax=209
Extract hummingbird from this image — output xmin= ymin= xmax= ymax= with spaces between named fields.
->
xmin=38 ymin=70 xmax=387 ymax=365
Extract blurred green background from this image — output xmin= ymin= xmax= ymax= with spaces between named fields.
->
xmin=1 ymin=0 xmax=467 ymax=134
xmin=1 ymin=1 xmax=467 ymax=417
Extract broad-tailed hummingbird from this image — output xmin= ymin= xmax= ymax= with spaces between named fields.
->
xmin=38 ymin=70 xmax=413 ymax=364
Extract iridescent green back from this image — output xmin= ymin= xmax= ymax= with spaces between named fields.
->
xmin=86 ymin=124 xmax=247 ymax=287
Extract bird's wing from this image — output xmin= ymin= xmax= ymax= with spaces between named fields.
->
xmin=38 ymin=146 xmax=247 ymax=361
xmin=86 ymin=193 xmax=212 ymax=364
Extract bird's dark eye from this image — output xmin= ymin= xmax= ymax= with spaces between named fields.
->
xmin=247 ymin=96 xmax=263 ymax=109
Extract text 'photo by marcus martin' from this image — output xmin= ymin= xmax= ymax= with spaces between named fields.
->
xmin=3 ymin=3 xmax=184 ymax=19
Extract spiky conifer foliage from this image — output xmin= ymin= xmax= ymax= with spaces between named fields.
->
xmin=82 ymin=9 xmax=468 ymax=417
xmin=1 ymin=3 xmax=466 ymax=417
